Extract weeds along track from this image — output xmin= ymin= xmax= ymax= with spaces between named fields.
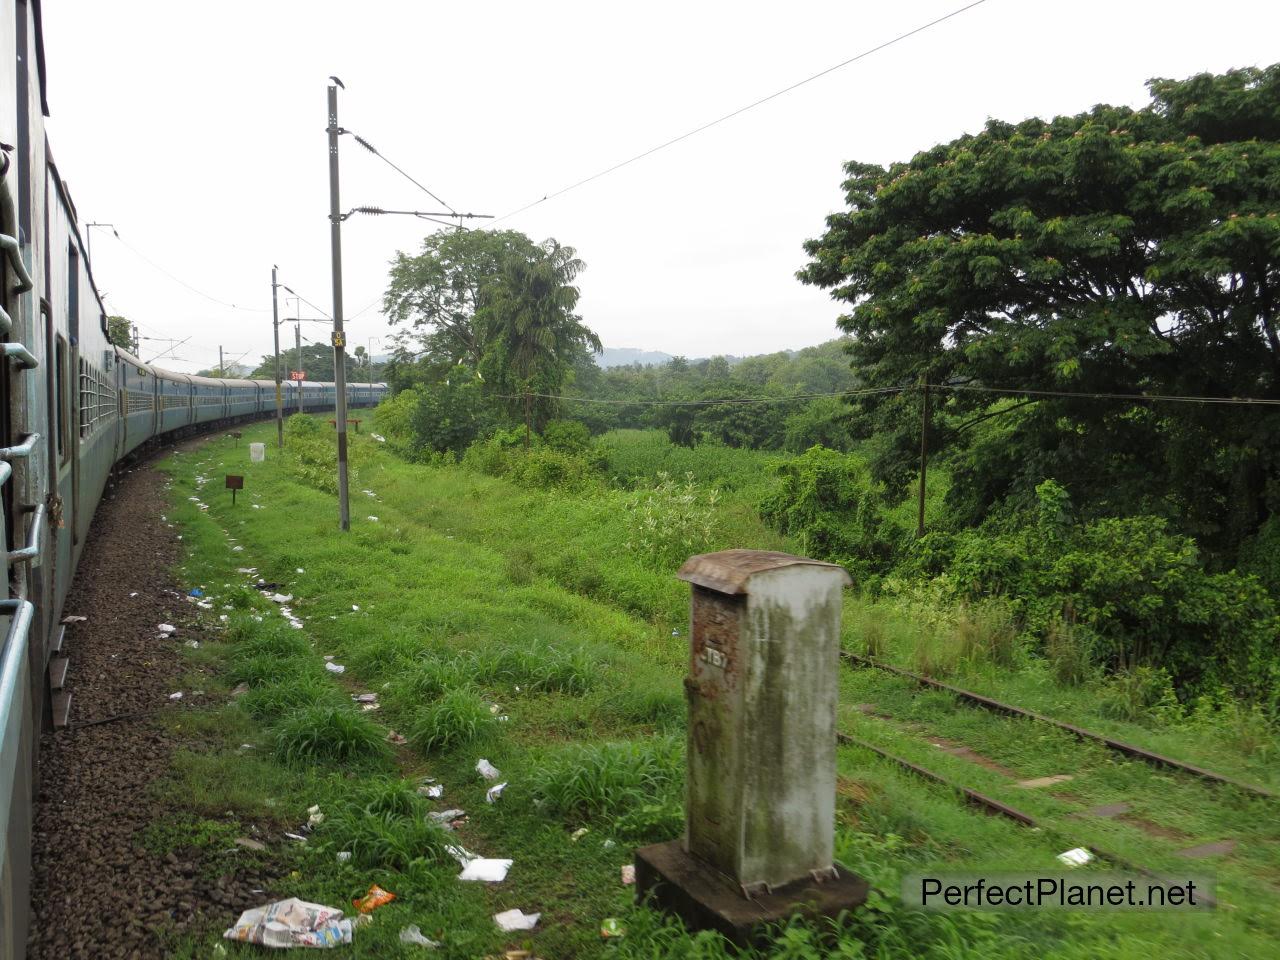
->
xmin=841 ymin=652 xmax=1276 ymax=800
xmin=833 ymin=731 xmax=1220 ymax=905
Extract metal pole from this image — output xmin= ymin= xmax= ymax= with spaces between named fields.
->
xmin=327 ymin=81 xmax=351 ymax=531
xmin=296 ymin=322 xmax=303 ymax=415
xmin=219 ymin=345 xmax=224 ymax=377
xmin=272 ymin=266 xmax=283 ymax=447
xmin=916 ymin=380 xmax=930 ymax=538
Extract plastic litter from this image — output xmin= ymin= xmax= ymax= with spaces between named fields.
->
xmin=235 ymin=837 xmax=266 ymax=852
xmin=296 ymin=568 xmax=305 ymax=574
xmin=1057 ymin=847 xmax=1094 ymax=868
xmin=476 ymin=758 xmax=500 ymax=780
xmin=352 ymin=605 xmax=360 ymax=612
xmin=231 ymin=682 xmax=250 ymax=697
xmin=184 ymin=639 xmax=200 ymax=649
xmin=336 ymin=851 xmax=351 ymax=863
xmin=352 ymin=884 xmax=396 ymax=913
xmin=352 ymin=693 xmax=378 ymax=704
xmin=621 ymin=864 xmax=636 ymax=885
xmin=223 ymin=897 xmax=352 ymax=948
xmin=493 ymin=909 xmax=540 ymax=932
xmin=325 ymin=662 xmax=346 ymax=675
xmin=189 ymin=588 xmax=204 ymax=598
xmin=601 ymin=839 xmax=616 ymax=850
xmin=270 ymin=593 xmax=294 ymax=604
xmin=600 ymin=918 xmax=626 ymax=939
xmin=486 ymin=782 xmax=507 ymax=804
xmin=424 ymin=784 xmax=444 ymax=799
xmin=570 ymin=827 xmax=589 ymax=841
xmin=399 ymin=925 xmax=441 ymax=948
xmin=458 ymin=858 xmax=512 ymax=882
xmin=157 ymin=624 xmax=177 ymax=635
xmin=429 ymin=809 xmax=466 ymax=826
xmin=367 ymin=516 xmax=379 ymax=522
xmin=307 ymin=805 xmax=325 ymax=827
xmin=168 ymin=692 xmax=183 ymax=700
xmin=371 ymin=433 xmax=387 ymax=443
xmin=386 ymin=731 xmax=408 ymax=745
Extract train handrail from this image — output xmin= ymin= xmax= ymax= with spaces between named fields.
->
xmin=7 ymin=501 xmax=45 ymax=565
xmin=0 ymin=432 xmax=39 ymax=461
xmin=0 ymin=234 xmax=33 ymax=296
xmin=1 ymin=342 xmax=37 ymax=370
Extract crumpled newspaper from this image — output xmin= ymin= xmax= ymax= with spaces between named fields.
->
xmin=223 ymin=897 xmax=353 ymax=948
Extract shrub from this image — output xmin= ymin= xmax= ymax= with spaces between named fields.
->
xmin=412 ymin=380 xmax=495 ymax=457
xmin=760 ymin=446 xmax=904 ymax=581
xmin=408 ymin=687 xmax=498 ymax=754
xmin=274 ymin=706 xmax=390 ymax=765
xmin=624 ymin=472 xmax=722 ymax=570
xmin=542 ymin=418 xmax=592 ymax=454
xmin=284 ymin=414 xmax=361 ymax=494
xmin=531 ymin=738 xmax=683 ymax=821
xmin=371 ymin=388 xmax=421 ymax=460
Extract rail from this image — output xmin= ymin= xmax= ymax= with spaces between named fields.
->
xmin=841 ymin=652 xmax=1277 ymax=799
xmin=1 ymin=342 xmax=37 ymax=370
xmin=7 ymin=501 xmax=45 ymax=564
xmin=0 ymin=432 xmax=39 ymax=461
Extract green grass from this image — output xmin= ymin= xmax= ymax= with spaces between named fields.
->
xmin=147 ymin=424 xmax=1280 ymax=959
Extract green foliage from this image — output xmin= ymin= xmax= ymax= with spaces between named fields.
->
xmin=371 ymin=388 xmax=421 ymax=460
xmin=914 ymin=483 xmax=1280 ymax=701
xmin=273 ymin=705 xmax=391 ymax=765
xmin=240 ymin=673 xmax=343 ymax=720
xmin=782 ymin=395 xmax=855 ymax=453
xmin=800 ymin=65 xmax=1280 ymax=564
xmin=461 ymin=433 xmax=604 ymax=491
xmin=106 ymin=314 xmax=135 ymax=351
xmin=318 ymin=779 xmax=451 ymax=869
xmin=531 ymin=738 xmax=683 ymax=821
xmin=542 ymin=418 xmax=592 ymax=454
xmin=624 ymin=472 xmax=722 ymax=570
xmin=283 ymin=414 xmax=361 ymax=495
xmin=407 ymin=687 xmax=499 ymax=754
xmin=760 ymin=446 xmax=905 ymax=581
xmin=412 ymin=378 xmax=495 ymax=457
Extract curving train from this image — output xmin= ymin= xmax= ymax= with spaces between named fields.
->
xmin=0 ymin=5 xmax=385 ymax=955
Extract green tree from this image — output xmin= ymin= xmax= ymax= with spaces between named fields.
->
xmin=105 ymin=315 xmax=134 ymax=351
xmin=383 ymin=229 xmax=542 ymax=368
xmin=481 ymin=240 xmax=602 ymax=444
xmin=799 ymin=65 xmax=1280 ymax=561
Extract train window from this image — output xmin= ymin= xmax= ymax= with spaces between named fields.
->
xmin=55 ymin=335 xmax=69 ymax=464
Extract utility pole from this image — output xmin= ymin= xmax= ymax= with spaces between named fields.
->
xmin=131 ymin=324 xmax=139 ymax=355
xmin=295 ymin=322 xmax=303 ymax=415
xmin=916 ymin=379 xmax=930 ymax=539
xmin=327 ymin=78 xmax=352 ymax=531
xmin=272 ymin=266 xmax=284 ymax=448
xmin=219 ymin=345 xmax=224 ymax=377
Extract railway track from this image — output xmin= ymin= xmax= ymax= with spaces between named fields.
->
xmin=841 ymin=651 xmax=1276 ymax=800
xmin=833 ymin=731 xmax=1219 ymax=904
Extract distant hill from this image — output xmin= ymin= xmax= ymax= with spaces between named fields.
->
xmin=594 ymin=347 xmax=675 ymax=368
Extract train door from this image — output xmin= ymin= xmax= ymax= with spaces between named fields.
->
xmin=66 ymin=244 xmax=80 ymax=548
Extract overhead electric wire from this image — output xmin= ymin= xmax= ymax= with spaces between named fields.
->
xmin=933 ymin=383 xmax=1280 ymax=407
xmin=489 ymin=0 xmax=989 ymax=224
xmin=493 ymin=385 xmax=907 ymax=407
xmin=109 ymin=232 xmax=270 ymax=313
xmin=347 ymin=131 xmax=456 ymax=214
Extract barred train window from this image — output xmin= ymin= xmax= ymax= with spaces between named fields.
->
xmin=78 ymin=359 xmax=118 ymax=436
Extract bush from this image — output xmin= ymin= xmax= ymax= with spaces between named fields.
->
xmin=542 ymin=418 xmax=592 ymax=454
xmin=760 ymin=446 xmax=904 ymax=581
xmin=284 ymin=414 xmax=361 ymax=494
xmin=412 ymin=380 xmax=496 ymax=457
xmin=531 ymin=738 xmax=683 ymax=821
xmin=624 ymin=472 xmax=722 ymax=570
xmin=928 ymin=481 xmax=1280 ymax=702
xmin=371 ymin=388 xmax=421 ymax=460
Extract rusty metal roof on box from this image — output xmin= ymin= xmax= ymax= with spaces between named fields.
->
xmin=676 ymin=549 xmax=850 ymax=595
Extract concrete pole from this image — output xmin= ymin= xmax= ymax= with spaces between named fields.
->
xmin=326 ymin=81 xmax=351 ymax=531
xmin=272 ymin=266 xmax=283 ymax=448
xmin=295 ymin=322 xmax=303 ymax=415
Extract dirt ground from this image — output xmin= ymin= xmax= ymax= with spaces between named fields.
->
xmin=26 ymin=455 xmax=270 ymax=959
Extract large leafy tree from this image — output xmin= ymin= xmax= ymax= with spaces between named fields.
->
xmin=105 ymin=315 xmax=135 ymax=351
xmin=800 ymin=65 xmax=1280 ymax=560
xmin=481 ymin=240 xmax=601 ymax=440
xmin=383 ymin=229 xmax=542 ymax=367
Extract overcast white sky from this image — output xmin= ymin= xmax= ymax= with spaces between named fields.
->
xmin=38 ymin=0 xmax=1280 ymax=373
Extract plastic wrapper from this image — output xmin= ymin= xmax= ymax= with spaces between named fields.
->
xmin=493 ymin=908 xmax=540 ymax=931
xmin=352 ymin=884 xmax=396 ymax=913
xmin=475 ymin=758 xmax=500 ymax=780
xmin=223 ymin=897 xmax=352 ymax=948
